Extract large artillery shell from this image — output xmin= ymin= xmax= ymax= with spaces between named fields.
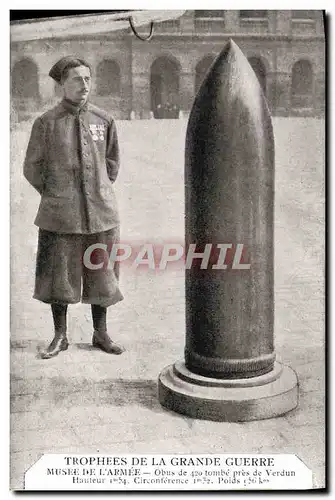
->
xmin=185 ymin=39 xmax=275 ymax=379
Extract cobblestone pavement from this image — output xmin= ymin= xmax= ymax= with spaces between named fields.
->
xmin=10 ymin=118 xmax=325 ymax=490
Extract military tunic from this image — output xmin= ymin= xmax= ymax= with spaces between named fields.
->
xmin=24 ymin=98 xmax=123 ymax=306
xmin=24 ymin=98 xmax=120 ymax=234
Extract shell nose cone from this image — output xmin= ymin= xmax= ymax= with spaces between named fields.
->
xmin=193 ymin=38 xmax=268 ymax=115
xmin=185 ymin=38 xmax=274 ymax=240
xmin=212 ymin=37 xmax=240 ymax=66
xmin=186 ymin=39 xmax=273 ymax=154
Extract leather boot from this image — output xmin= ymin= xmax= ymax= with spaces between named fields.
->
xmin=40 ymin=332 xmax=69 ymax=359
xmin=92 ymin=330 xmax=125 ymax=355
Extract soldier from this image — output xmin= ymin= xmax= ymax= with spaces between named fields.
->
xmin=24 ymin=56 xmax=125 ymax=359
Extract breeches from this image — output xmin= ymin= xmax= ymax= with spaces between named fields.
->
xmin=34 ymin=227 xmax=123 ymax=307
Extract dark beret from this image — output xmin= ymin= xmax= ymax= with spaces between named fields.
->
xmin=49 ymin=56 xmax=90 ymax=83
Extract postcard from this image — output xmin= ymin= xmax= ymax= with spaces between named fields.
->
xmin=10 ymin=9 xmax=325 ymax=491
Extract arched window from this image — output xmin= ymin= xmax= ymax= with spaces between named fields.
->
xmin=12 ymin=58 xmax=39 ymax=98
xmin=291 ymin=60 xmax=314 ymax=108
xmin=96 ymin=60 xmax=121 ymax=96
xmin=150 ymin=56 xmax=180 ymax=118
xmin=195 ymin=55 xmax=216 ymax=94
xmin=248 ymin=57 xmax=267 ymax=95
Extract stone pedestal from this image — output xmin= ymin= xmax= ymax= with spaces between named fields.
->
xmin=158 ymin=40 xmax=298 ymax=422
xmin=159 ymin=361 xmax=298 ymax=422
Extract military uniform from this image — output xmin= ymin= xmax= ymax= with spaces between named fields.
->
xmin=24 ymin=98 xmax=124 ymax=307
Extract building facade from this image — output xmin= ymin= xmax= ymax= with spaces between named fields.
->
xmin=11 ymin=10 xmax=325 ymax=120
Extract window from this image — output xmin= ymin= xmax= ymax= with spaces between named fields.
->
xmin=96 ymin=60 xmax=121 ymax=96
xmin=150 ymin=56 xmax=180 ymax=118
xmin=157 ymin=19 xmax=180 ymax=31
xmin=240 ymin=10 xmax=267 ymax=19
xmin=194 ymin=10 xmax=225 ymax=19
xmin=160 ymin=20 xmax=180 ymax=27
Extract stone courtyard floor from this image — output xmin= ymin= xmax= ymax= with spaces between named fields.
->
xmin=10 ymin=117 xmax=325 ymax=490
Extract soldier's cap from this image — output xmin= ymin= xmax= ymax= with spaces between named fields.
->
xmin=49 ymin=56 xmax=91 ymax=83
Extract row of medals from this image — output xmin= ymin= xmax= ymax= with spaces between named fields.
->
xmin=89 ymin=124 xmax=104 ymax=141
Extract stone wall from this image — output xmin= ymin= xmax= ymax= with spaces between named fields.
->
xmin=10 ymin=10 xmax=325 ymax=121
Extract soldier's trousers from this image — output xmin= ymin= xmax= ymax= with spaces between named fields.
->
xmin=34 ymin=227 xmax=124 ymax=307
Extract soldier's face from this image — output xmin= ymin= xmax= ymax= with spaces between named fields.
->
xmin=62 ymin=66 xmax=92 ymax=104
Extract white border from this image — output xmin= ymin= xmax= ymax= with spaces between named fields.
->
xmin=3 ymin=2 xmax=331 ymax=499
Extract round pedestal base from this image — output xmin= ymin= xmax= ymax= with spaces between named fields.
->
xmin=158 ymin=361 xmax=298 ymax=422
